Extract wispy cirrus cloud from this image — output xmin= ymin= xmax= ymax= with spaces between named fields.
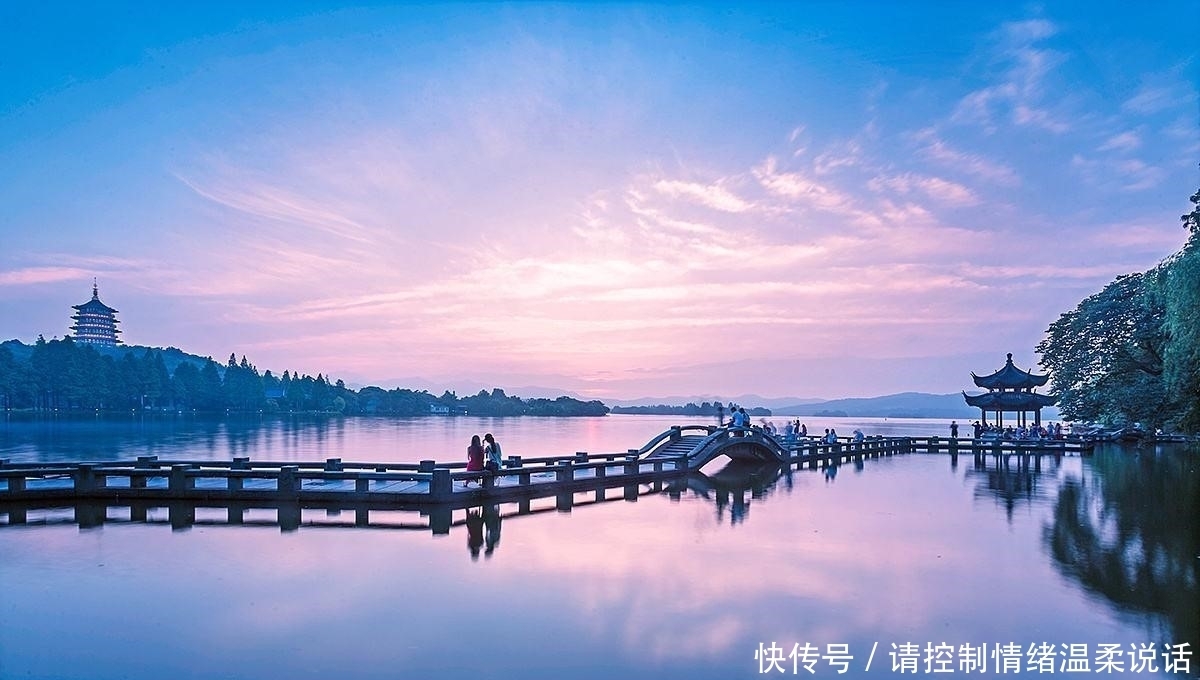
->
xmin=868 ymin=173 xmax=980 ymax=207
xmin=1097 ymin=130 xmax=1142 ymax=152
xmin=176 ymin=173 xmax=383 ymax=245
xmin=951 ymin=19 xmax=1071 ymax=134
xmin=0 ymin=266 xmax=89 ymax=286
xmin=1070 ymin=154 xmax=1167 ymax=192
xmin=651 ymin=179 xmax=756 ymax=214
xmin=910 ymin=129 xmax=1020 ymax=186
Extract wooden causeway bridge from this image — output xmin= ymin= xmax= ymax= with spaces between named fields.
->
xmin=0 ymin=425 xmax=1092 ymax=512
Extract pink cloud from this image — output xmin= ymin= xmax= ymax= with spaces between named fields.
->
xmin=0 ymin=267 xmax=89 ymax=286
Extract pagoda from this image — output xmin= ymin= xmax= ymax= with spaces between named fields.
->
xmin=963 ymin=353 xmax=1055 ymax=427
xmin=70 ymin=281 xmax=121 ymax=346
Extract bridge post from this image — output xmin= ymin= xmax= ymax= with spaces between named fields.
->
xmin=624 ymin=452 xmax=639 ymax=477
xmin=355 ymin=476 xmax=370 ymax=495
xmin=168 ymin=502 xmax=194 ymax=531
xmin=231 ymin=456 xmax=250 ymax=470
xmin=429 ymin=468 xmax=452 ymax=501
xmin=418 ymin=460 xmax=436 ymax=473
xmin=575 ymin=452 xmax=588 ymax=463
xmin=670 ymin=425 xmax=681 ymax=440
xmin=556 ymin=460 xmax=574 ymax=484
xmin=74 ymin=463 xmax=99 ymax=495
xmin=556 ymin=491 xmax=573 ymax=513
xmin=228 ymin=472 xmax=243 ymax=492
xmin=429 ymin=507 xmax=451 ymax=535
xmin=508 ymin=455 xmax=522 ymax=469
xmin=674 ymin=455 xmax=688 ymax=472
xmin=325 ymin=458 xmax=342 ymax=472
xmin=6 ymin=474 xmax=25 ymax=494
xmin=131 ymin=455 xmax=155 ymax=489
xmin=278 ymin=503 xmax=301 ymax=532
xmin=277 ymin=465 xmax=300 ymax=498
xmin=169 ymin=464 xmax=193 ymax=495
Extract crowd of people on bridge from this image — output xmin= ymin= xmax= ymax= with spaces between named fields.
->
xmin=967 ymin=421 xmax=1064 ymax=441
xmin=724 ymin=411 xmax=871 ymax=446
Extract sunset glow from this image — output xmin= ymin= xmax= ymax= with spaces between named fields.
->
xmin=1 ymin=4 xmax=1196 ymax=399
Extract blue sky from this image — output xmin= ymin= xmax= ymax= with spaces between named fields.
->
xmin=0 ymin=3 xmax=1196 ymax=400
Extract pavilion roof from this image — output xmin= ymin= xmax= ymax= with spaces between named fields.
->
xmin=71 ymin=283 xmax=119 ymax=315
xmin=971 ymin=353 xmax=1049 ymax=390
xmin=72 ymin=298 xmax=119 ymax=314
xmin=962 ymin=390 xmax=1056 ymax=410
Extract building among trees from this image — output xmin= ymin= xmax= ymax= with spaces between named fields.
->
xmin=963 ymin=353 xmax=1056 ymax=427
xmin=70 ymin=281 xmax=121 ymax=346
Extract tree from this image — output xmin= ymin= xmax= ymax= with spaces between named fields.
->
xmin=1038 ymin=272 xmax=1168 ymax=427
xmin=1161 ymin=240 xmax=1200 ymax=431
xmin=1039 ymin=185 xmax=1200 ymax=432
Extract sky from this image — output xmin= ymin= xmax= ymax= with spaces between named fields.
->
xmin=0 ymin=3 xmax=1197 ymax=402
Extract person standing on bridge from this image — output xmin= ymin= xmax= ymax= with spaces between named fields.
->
xmin=950 ymin=421 xmax=959 ymax=439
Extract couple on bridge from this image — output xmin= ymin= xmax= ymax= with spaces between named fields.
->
xmin=728 ymin=406 xmax=752 ymax=435
xmin=464 ymin=433 xmax=503 ymax=487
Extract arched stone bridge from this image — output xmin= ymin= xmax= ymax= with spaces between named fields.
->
xmin=637 ymin=425 xmax=788 ymax=470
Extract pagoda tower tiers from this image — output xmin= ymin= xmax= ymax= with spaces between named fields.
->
xmin=70 ymin=281 xmax=121 ymax=346
xmin=962 ymin=353 xmax=1055 ymax=427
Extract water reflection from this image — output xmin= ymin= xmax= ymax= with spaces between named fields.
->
xmin=682 ymin=461 xmax=787 ymax=525
xmin=965 ymin=451 xmax=1061 ymax=522
xmin=3 ymin=416 xmax=1196 ymax=680
xmin=1044 ymin=444 xmax=1199 ymax=671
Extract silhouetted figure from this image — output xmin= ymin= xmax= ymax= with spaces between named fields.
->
xmin=483 ymin=433 xmax=502 ymax=473
xmin=950 ymin=421 xmax=959 ymax=439
xmin=465 ymin=435 xmax=485 ymax=487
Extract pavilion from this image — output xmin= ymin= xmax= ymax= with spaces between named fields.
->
xmin=963 ymin=353 xmax=1055 ymax=427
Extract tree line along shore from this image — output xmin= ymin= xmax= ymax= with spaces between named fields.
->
xmin=0 ymin=339 xmax=606 ymax=417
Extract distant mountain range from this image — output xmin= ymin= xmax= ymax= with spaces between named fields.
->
xmin=607 ymin=394 xmax=825 ymax=410
xmin=775 ymin=391 xmax=1060 ymax=420
xmin=608 ymin=390 xmax=1059 ymax=420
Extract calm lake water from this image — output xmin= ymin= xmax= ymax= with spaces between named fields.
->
xmin=1 ymin=414 xmax=1196 ymax=679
